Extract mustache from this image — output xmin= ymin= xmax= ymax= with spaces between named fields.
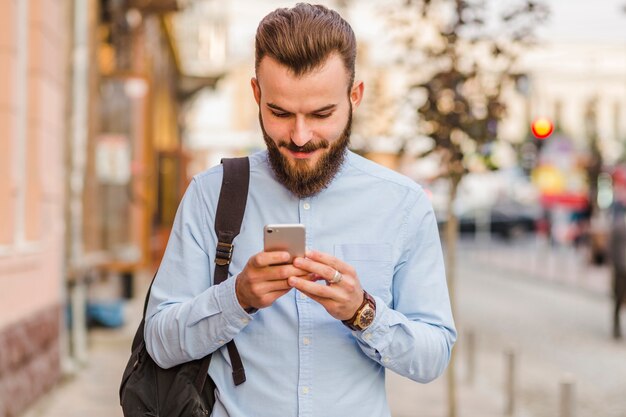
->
xmin=279 ymin=140 xmax=330 ymax=153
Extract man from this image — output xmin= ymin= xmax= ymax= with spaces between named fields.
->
xmin=145 ymin=3 xmax=456 ymax=416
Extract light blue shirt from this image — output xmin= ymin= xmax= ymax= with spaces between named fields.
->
xmin=145 ymin=150 xmax=456 ymax=417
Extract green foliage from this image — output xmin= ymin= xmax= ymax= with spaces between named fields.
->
xmin=387 ymin=0 xmax=548 ymax=181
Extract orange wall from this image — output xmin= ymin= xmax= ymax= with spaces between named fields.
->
xmin=0 ymin=0 xmax=68 ymax=328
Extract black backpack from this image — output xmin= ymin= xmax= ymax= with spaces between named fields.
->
xmin=119 ymin=157 xmax=249 ymax=417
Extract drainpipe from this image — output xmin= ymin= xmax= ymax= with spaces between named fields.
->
xmin=64 ymin=0 xmax=97 ymax=371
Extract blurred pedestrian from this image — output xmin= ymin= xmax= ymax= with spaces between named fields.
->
xmin=143 ymin=3 xmax=456 ymax=416
xmin=609 ymin=165 xmax=626 ymax=339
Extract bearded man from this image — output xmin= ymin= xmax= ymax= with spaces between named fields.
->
xmin=144 ymin=4 xmax=456 ymax=416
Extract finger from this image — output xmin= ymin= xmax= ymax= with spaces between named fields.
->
xmin=302 ymin=272 xmax=321 ymax=281
xmin=306 ymin=250 xmax=354 ymax=274
xmin=256 ymin=288 xmax=292 ymax=308
xmin=264 ymin=264 xmax=311 ymax=281
xmin=288 ymin=276 xmax=337 ymax=300
xmin=297 ymin=290 xmax=330 ymax=306
xmin=292 ymin=257 xmax=341 ymax=283
xmin=289 ymin=272 xmax=319 ymax=282
xmin=251 ymin=251 xmax=291 ymax=268
xmin=251 ymin=274 xmax=314 ymax=295
xmin=258 ymin=279 xmax=292 ymax=292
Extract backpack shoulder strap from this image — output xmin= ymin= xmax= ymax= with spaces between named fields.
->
xmin=214 ymin=157 xmax=250 ymax=284
xmin=137 ymin=157 xmax=250 ymax=386
xmin=212 ymin=157 xmax=250 ymax=385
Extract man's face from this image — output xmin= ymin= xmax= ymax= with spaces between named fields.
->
xmin=252 ymin=54 xmax=363 ymax=198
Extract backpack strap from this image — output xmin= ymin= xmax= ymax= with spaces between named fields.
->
xmin=211 ymin=157 xmax=250 ymax=385
xmin=214 ymin=157 xmax=250 ymax=283
xmin=139 ymin=157 xmax=250 ymax=388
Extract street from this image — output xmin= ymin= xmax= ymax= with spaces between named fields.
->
xmin=21 ymin=238 xmax=626 ymax=417
xmin=449 ymin=238 xmax=626 ymax=417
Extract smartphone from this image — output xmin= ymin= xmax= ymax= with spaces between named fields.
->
xmin=263 ymin=224 xmax=306 ymax=263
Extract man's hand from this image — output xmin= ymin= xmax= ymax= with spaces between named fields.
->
xmin=289 ymin=250 xmax=364 ymax=321
xmin=236 ymin=251 xmax=311 ymax=310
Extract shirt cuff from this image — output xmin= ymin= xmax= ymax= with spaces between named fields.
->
xmin=215 ymin=273 xmax=255 ymax=330
xmin=352 ymin=295 xmax=392 ymax=352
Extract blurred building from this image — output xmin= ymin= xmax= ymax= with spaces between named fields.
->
xmin=83 ymin=0 xmax=185 ymax=275
xmin=0 ymin=2 xmax=70 ymax=415
xmin=68 ymin=0 xmax=228 ymax=374
xmin=174 ymin=0 xmax=407 ymax=173
xmin=1 ymin=0 xmax=230 ymax=414
xmin=503 ymin=42 xmax=626 ymax=161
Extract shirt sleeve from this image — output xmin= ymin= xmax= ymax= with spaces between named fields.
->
xmin=144 ymin=176 xmax=253 ymax=369
xmin=352 ymin=191 xmax=457 ymax=383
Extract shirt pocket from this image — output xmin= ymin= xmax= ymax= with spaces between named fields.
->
xmin=334 ymin=243 xmax=393 ymax=303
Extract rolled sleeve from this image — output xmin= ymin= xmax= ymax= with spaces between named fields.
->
xmin=186 ymin=275 xmax=252 ymax=329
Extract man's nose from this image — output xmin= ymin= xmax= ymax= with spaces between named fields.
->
xmin=290 ymin=116 xmax=312 ymax=147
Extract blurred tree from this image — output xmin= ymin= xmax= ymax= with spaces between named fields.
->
xmin=384 ymin=1 xmax=548 ymax=416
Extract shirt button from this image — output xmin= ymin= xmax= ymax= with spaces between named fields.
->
xmin=303 ymin=202 xmax=311 ymax=210
xmin=299 ymin=292 xmax=308 ymax=300
xmin=218 ymin=340 xmax=225 ymax=344
xmin=302 ymin=386 xmax=309 ymax=394
xmin=383 ymin=357 xmax=390 ymax=364
xmin=364 ymin=333 xmax=372 ymax=341
xmin=303 ymin=337 xmax=311 ymax=345
xmin=241 ymin=318 xmax=250 ymax=324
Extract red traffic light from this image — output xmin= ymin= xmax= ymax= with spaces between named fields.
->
xmin=531 ymin=117 xmax=554 ymax=139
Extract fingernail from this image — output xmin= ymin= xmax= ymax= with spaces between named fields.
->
xmin=288 ymin=277 xmax=297 ymax=286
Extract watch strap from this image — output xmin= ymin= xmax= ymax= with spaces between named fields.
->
xmin=342 ymin=290 xmax=376 ymax=331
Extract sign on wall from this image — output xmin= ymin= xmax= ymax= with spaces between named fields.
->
xmin=95 ymin=134 xmax=131 ymax=185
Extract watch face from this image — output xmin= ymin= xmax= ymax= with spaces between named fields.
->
xmin=357 ymin=305 xmax=375 ymax=329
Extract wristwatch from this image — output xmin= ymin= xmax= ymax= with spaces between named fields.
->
xmin=342 ymin=291 xmax=376 ymax=331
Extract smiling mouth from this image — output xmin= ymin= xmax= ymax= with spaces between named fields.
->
xmin=279 ymin=139 xmax=329 ymax=160
xmin=288 ymin=150 xmax=317 ymax=159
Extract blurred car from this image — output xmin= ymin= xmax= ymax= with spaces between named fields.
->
xmin=455 ymin=197 xmax=540 ymax=238
xmin=429 ymin=168 xmax=541 ymax=239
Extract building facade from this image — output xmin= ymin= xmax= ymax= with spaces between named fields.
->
xmin=0 ymin=1 xmax=70 ymax=415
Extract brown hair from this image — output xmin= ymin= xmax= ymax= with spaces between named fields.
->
xmin=255 ymin=3 xmax=357 ymax=90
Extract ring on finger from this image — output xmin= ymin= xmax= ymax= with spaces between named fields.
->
xmin=330 ymin=269 xmax=343 ymax=284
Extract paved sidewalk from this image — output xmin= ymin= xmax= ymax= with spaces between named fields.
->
xmin=21 ymin=298 xmax=142 ymax=417
xmin=459 ymin=236 xmax=611 ymax=297
xmin=20 ymin=279 xmax=507 ymax=417
xmin=387 ymin=356 xmax=510 ymax=417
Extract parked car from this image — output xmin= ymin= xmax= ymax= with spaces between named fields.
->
xmin=455 ymin=197 xmax=540 ymax=238
xmin=429 ymin=168 xmax=541 ymax=239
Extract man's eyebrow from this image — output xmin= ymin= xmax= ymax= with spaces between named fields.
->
xmin=266 ymin=103 xmax=337 ymax=113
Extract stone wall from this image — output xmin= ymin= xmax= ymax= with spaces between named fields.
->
xmin=0 ymin=305 xmax=61 ymax=417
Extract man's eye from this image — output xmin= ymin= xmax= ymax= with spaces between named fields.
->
xmin=271 ymin=111 xmax=290 ymax=118
xmin=313 ymin=113 xmax=332 ymax=119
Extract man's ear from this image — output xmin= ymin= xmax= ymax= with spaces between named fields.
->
xmin=251 ymin=77 xmax=261 ymax=105
xmin=350 ymin=80 xmax=364 ymax=110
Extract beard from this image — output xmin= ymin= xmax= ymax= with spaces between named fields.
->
xmin=261 ymin=110 xmax=352 ymax=199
